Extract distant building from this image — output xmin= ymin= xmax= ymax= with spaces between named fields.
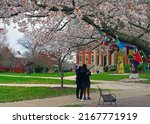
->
xmin=0 ymin=47 xmax=27 ymax=73
xmin=76 ymin=46 xmax=129 ymax=73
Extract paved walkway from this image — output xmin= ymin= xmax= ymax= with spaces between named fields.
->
xmin=0 ymin=74 xmax=150 ymax=107
xmin=0 ymin=89 xmax=150 ymax=107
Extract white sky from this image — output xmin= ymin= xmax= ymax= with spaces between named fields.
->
xmin=6 ymin=23 xmax=24 ymax=52
xmin=0 ymin=21 xmax=25 ymax=54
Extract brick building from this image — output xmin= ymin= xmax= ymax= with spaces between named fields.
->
xmin=76 ymin=46 xmax=129 ymax=72
xmin=0 ymin=47 xmax=26 ymax=73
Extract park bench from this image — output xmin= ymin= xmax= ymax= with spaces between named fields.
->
xmin=97 ymin=85 xmax=117 ymax=106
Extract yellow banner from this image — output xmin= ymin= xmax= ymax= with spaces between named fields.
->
xmin=117 ymin=53 xmax=124 ymax=74
xmin=129 ymin=49 xmax=134 ymax=56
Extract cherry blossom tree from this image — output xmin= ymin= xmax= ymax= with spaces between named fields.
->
xmin=18 ymin=19 xmax=95 ymax=87
xmin=0 ymin=0 xmax=149 ymax=86
xmin=0 ymin=0 xmax=149 ymax=51
xmin=18 ymin=33 xmax=57 ymax=73
xmin=18 ymin=34 xmax=41 ymax=66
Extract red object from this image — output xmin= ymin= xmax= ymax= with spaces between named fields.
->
xmin=13 ymin=67 xmax=25 ymax=73
xmin=103 ymin=41 xmax=108 ymax=46
xmin=134 ymin=50 xmax=143 ymax=63
xmin=112 ymin=43 xmax=116 ymax=47
xmin=0 ymin=65 xmax=25 ymax=73
xmin=147 ymin=52 xmax=150 ymax=63
xmin=0 ymin=66 xmax=10 ymax=71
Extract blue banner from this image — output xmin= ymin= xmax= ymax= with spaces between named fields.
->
xmin=96 ymin=27 xmax=103 ymax=36
xmin=105 ymin=35 xmax=110 ymax=42
xmin=114 ymin=39 xmax=125 ymax=50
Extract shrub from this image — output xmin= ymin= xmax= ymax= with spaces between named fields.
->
xmin=35 ymin=65 xmax=45 ymax=73
xmin=103 ymin=66 xmax=108 ymax=72
xmin=138 ymin=64 xmax=143 ymax=72
xmin=108 ymin=65 xmax=117 ymax=72
xmin=125 ymin=64 xmax=130 ymax=73
xmin=125 ymin=63 xmax=143 ymax=73
xmin=0 ymin=70 xmax=4 ymax=73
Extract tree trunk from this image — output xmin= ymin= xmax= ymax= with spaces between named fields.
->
xmin=58 ymin=62 xmax=64 ymax=88
xmin=60 ymin=70 xmax=64 ymax=88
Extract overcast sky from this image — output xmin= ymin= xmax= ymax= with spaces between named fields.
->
xmin=0 ymin=22 xmax=25 ymax=54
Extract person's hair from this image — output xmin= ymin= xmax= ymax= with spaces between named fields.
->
xmin=82 ymin=64 xmax=87 ymax=69
xmin=78 ymin=66 xmax=82 ymax=72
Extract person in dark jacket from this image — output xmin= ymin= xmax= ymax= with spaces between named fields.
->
xmin=82 ymin=64 xmax=91 ymax=100
xmin=76 ymin=66 xmax=84 ymax=101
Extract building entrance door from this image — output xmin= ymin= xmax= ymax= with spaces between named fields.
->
xmin=104 ymin=56 xmax=107 ymax=66
xmin=97 ymin=55 xmax=99 ymax=66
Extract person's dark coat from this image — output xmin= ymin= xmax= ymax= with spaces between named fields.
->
xmin=82 ymin=68 xmax=91 ymax=83
xmin=76 ymin=69 xmax=83 ymax=88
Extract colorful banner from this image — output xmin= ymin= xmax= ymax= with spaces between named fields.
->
xmin=134 ymin=49 xmax=143 ymax=63
xmin=117 ymin=52 xmax=124 ymax=74
xmin=114 ymin=39 xmax=125 ymax=50
xmin=96 ymin=27 xmax=106 ymax=37
xmin=96 ymin=27 xmax=103 ymax=36
xmin=126 ymin=45 xmax=135 ymax=55
xmin=103 ymin=41 xmax=108 ymax=46
xmin=129 ymin=49 xmax=134 ymax=56
xmin=147 ymin=52 xmax=150 ymax=63
xmin=105 ymin=35 xmax=110 ymax=42
xmin=98 ymin=30 xmax=103 ymax=36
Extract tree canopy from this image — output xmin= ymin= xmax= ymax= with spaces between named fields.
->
xmin=0 ymin=0 xmax=150 ymax=51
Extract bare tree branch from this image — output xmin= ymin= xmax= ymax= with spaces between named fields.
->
xmin=129 ymin=21 xmax=150 ymax=32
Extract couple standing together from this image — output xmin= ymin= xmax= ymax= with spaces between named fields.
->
xmin=76 ymin=64 xmax=91 ymax=101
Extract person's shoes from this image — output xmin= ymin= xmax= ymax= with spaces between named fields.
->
xmin=83 ymin=97 xmax=86 ymax=100
xmin=79 ymin=99 xmax=84 ymax=102
xmin=87 ymin=97 xmax=91 ymax=100
xmin=76 ymin=98 xmax=79 ymax=101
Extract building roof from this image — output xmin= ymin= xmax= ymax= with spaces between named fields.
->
xmin=0 ymin=47 xmax=14 ymax=59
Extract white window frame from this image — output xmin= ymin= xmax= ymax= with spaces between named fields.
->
xmin=91 ymin=54 xmax=94 ymax=63
xmin=79 ymin=55 xmax=82 ymax=63
xmin=85 ymin=54 xmax=88 ymax=63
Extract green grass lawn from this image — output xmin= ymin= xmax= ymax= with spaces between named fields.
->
xmin=90 ymin=73 xmax=150 ymax=83
xmin=1 ymin=72 xmax=76 ymax=77
xmin=0 ymin=86 xmax=97 ymax=103
xmin=0 ymin=74 xmax=94 ymax=85
xmin=0 ymin=86 xmax=76 ymax=103
xmin=0 ymin=75 xmax=76 ymax=84
xmin=0 ymin=72 xmax=149 ymax=84
xmin=90 ymin=73 xmax=129 ymax=81
xmin=139 ymin=73 xmax=150 ymax=84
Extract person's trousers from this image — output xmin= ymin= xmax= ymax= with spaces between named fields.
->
xmin=76 ymin=86 xmax=83 ymax=99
